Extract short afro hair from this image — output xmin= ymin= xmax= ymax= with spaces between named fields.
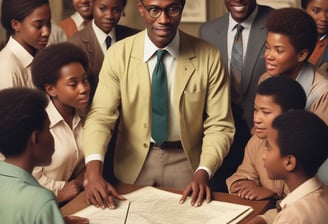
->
xmin=272 ymin=110 xmax=328 ymax=177
xmin=266 ymin=7 xmax=317 ymax=59
xmin=0 ymin=88 xmax=48 ymax=156
xmin=32 ymin=42 xmax=89 ymax=92
xmin=257 ymin=76 xmax=306 ymax=112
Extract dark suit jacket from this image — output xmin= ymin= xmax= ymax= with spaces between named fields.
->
xmin=199 ymin=5 xmax=273 ymax=129
xmin=68 ymin=23 xmax=140 ymax=94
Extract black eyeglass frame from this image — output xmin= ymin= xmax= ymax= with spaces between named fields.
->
xmin=140 ymin=1 xmax=183 ymax=19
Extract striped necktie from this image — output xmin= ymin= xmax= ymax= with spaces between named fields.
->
xmin=230 ymin=24 xmax=244 ymax=104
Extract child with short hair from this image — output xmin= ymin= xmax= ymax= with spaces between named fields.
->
xmin=226 ymin=76 xmax=306 ymax=201
xmin=31 ymin=42 xmax=90 ymax=204
xmin=68 ymin=0 xmax=139 ymax=97
xmin=248 ymin=110 xmax=328 ymax=224
xmin=258 ymin=7 xmax=328 ymax=125
xmin=0 ymin=87 xmax=89 ymax=224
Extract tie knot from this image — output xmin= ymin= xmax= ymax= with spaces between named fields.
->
xmin=156 ymin=50 xmax=167 ymax=61
xmin=105 ymin=36 xmax=112 ymax=49
xmin=235 ymin=24 xmax=244 ymax=33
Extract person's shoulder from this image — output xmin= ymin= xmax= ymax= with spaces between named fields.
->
xmin=257 ymin=4 xmax=274 ymax=18
xmin=200 ymin=12 xmax=229 ymax=30
xmin=68 ymin=24 xmax=93 ymax=43
xmin=115 ymin=24 xmax=140 ymax=35
xmin=59 ymin=16 xmax=75 ymax=28
xmin=257 ymin=4 xmax=274 ymax=13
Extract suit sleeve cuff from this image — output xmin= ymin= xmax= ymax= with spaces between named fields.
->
xmin=85 ymin=154 xmax=104 ymax=164
xmin=196 ymin=166 xmax=212 ymax=179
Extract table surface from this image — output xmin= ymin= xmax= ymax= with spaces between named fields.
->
xmin=61 ymin=183 xmax=274 ymax=224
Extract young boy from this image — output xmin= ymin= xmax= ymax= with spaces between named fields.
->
xmin=226 ymin=76 xmax=306 ymax=201
xmin=249 ymin=110 xmax=328 ymax=224
xmin=0 ymin=88 xmax=89 ymax=224
xmin=68 ymin=0 xmax=139 ymax=97
xmin=60 ymin=0 xmax=94 ymax=38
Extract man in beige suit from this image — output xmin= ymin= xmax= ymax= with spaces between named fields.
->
xmin=83 ymin=0 xmax=235 ymax=209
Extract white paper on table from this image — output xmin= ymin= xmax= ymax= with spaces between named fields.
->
xmin=73 ymin=186 xmax=253 ymax=224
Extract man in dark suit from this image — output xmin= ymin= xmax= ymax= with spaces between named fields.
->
xmin=199 ymin=0 xmax=273 ymax=192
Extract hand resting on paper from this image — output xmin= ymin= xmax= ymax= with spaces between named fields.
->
xmin=83 ymin=161 xmax=126 ymax=209
xmin=179 ymin=169 xmax=211 ymax=207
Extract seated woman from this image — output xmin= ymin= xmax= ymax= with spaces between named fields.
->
xmin=31 ymin=42 xmax=90 ymax=204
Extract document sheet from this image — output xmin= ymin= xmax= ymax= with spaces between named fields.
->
xmin=73 ymin=186 xmax=253 ymax=224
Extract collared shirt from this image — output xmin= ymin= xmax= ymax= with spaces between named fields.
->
xmin=92 ymin=19 xmax=116 ymax=54
xmin=143 ymin=32 xmax=211 ymax=177
xmin=272 ymin=177 xmax=328 ymax=224
xmin=227 ymin=5 xmax=258 ymax=71
xmin=33 ymin=100 xmax=85 ymax=195
xmin=144 ymin=32 xmax=180 ymax=142
xmin=71 ymin=11 xmax=86 ymax=31
xmin=0 ymin=36 xmax=34 ymax=89
xmin=309 ymin=34 xmax=328 ymax=66
xmin=259 ymin=62 xmax=328 ymax=124
xmin=260 ymin=177 xmax=328 ymax=224
xmin=0 ymin=161 xmax=65 ymax=224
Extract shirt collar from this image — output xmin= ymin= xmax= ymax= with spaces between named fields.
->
xmin=7 ymin=36 xmax=34 ymax=68
xmin=46 ymin=99 xmax=81 ymax=130
xmin=71 ymin=11 xmax=85 ymax=30
xmin=279 ymin=177 xmax=322 ymax=210
xmin=0 ymin=161 xmax=40 ymax=187
xmin=92 ymin=19 xmax=116 ymax=43
xmin=143 ymin=30 xmax=180 ymax=62
xmin=228 ymin=5 xmax=258 ymax=32
xmin=296 ymin=62 xmax=315 ymax=97
xmin=320 ymin=33 xmax=328 ymax=41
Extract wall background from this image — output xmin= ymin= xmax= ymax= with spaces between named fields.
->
xmin=0 ymin=0 xmax=300 ymax=46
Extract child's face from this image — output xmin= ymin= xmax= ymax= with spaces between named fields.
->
xmin=264 ymin=32 xmax=304 ymax=79
xmin=263 ymin=127 xmax=286 ymax=180
xmin=305 ymin=0 xmax=328 ymax=36
xmin=34 ymin=116 xmax=54 ymax=166
xmin=46 ymin=62 xmax=90 ymax=111
xmin=12 ymin=4 xmax=51 ymax=55
xmin=94 ymin=0 xmax=123 ymax=34
xmin=72 ymin=0 xmax=93 ymax=20
xmin=253 ymin=94 xmax=283 ymax=139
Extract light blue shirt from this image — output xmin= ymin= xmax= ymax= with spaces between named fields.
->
xmin=0 ymin=161 xmax=65 ymax=224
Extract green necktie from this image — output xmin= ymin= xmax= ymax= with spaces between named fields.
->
xmin=151 ymin=50 xmax=168 ymax=146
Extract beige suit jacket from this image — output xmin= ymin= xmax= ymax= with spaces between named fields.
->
xmin=83 ymin=30 xmax=235 ymax=184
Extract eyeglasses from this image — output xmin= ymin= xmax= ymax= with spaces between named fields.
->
xmin=140 ymin=1 xmax=182 ymax=18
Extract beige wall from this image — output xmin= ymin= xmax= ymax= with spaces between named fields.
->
xmin=0 ymin=0 xmax=301 ymax=45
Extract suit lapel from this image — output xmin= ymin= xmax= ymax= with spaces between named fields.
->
xmin=216 ymin=15 xmax=229 ymax=65
xmin=173 ymin=32 xmax=195 ymax=110
xmin=131 ymin=31 xmax=152 ymax=102
xmin=242 ymin=6 xmax=267 ymax=94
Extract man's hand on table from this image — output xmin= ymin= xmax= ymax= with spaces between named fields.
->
xmin=83 ymin=160 xmax=126 ymax=209
xmin=179 ymin=169 xmax=211 ymax=207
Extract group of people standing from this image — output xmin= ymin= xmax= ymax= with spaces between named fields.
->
xmin=0 ymin=0 xmax=327 ymax=224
